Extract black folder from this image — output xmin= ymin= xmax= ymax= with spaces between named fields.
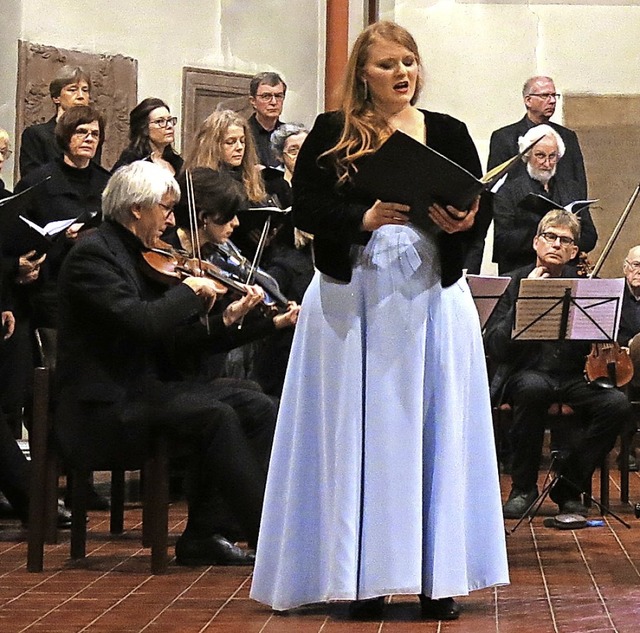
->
xmin=353 ymin=130 xmax=540 ymax=231
xmin=518 ymin=193 xmax=598 ymax=217
xmin=236 ymin=206 xmax=290 ymax=233
xmin=0 ymin=178 xmax=100 ymax=255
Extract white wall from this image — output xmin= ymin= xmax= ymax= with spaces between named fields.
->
xmin=2 ymin=1 xmax=639 ymax=268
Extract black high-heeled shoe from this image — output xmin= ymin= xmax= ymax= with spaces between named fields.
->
xmin=348 ymin=596 xmax=385 ymax=620
xmin=419 ymin=595 xmax=461 ymax=620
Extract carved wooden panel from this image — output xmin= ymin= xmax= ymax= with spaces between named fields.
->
xmin=15 ymin=41 xmax=138 ymax=179
xmin=564 ymin=95 xmax=640 ymax=278
xmin=181 ymin=68 xmax=253 ymax=160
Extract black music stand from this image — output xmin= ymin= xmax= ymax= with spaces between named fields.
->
xmin=508 ymin=278 xmax=631 ymax=532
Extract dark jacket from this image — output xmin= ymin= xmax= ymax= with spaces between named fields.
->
xmin=488 ymin=115 xmax=587 ymax=199
xmin=248 ymin=114 xmax=283 ymax=168
xmin=291 ymin=110 xmax=487 ymax=287
xmin=111 ymin=146 xmax=184 ymax=175
xmin=618 ymin=284 xmax=640 ymax=347
xmin=55 ymin=220 xmax=275 ymax=465
xmin=484 ymin=264 xmax=589 ymax=403
xmin=20 ymin=116 xmax=103 ymax=178
xmin=14 ymin=158 xmax=110 ymax=326
xmin=492 ymin=172 xmax=597 ymax=274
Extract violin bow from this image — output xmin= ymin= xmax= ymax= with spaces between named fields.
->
xmin=589 ymin=182 xmax=640 ymax=279
xmin=185 ymin=169 xmax=210 ymax=334
xmin=237 ymin=213 xmax=272 ymax=329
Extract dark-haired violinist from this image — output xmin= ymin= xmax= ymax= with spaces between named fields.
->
xmin=56 ymin=160 xmax=282 ymax=566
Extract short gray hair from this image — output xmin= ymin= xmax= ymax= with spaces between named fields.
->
xmin=518 ymin=124 xmax=565 ymax=161
xmin=49 ymin=65 xmax=91 ymax=99
xmin=103 ymin=161 xmax=180 ymax=223
xmin=270 ymin=122 xmax=308 ymax=159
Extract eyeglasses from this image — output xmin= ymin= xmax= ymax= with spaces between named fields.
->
xmin=158 ymin=202 xmax=175 ymax=218
xmin=539 ymin=231 xmax=575 ymax=246
xmin=625 ymin=260 xmax=640 ymax=271
xmin=283 ymin=147 xmax=300 ymax=157
xmin=255 ymin=92 xmax=285 ymax=103
xmin=149 ymin=116 xmax=177 ymax=128
xmin=73 ymin=127 xmax=101 ymax=140
xmin=527 ymin=93 xmax=561 ymax=100
xmin=0 ymin=148 xmax=12 ymax=159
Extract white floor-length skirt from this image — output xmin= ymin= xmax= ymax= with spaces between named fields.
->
xmin=251 ymin=224 xmax=509 ymax=611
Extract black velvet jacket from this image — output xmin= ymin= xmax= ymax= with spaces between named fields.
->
xmin=291 ymin=110 xmax=487 ymax=287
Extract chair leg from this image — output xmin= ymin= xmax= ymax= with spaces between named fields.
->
xmin=146 ymin=434 xmax=169 ymax=574
xmin=110 ymin=469 xmax=125 ymax=534
xmin=620 ymin=432 xmax=630 ymax=504
xmin=600 ymin=456 xmax=610 ymax=513
xmin=70 ymin=469 xmax=89 ymax=559
xmin=27 ymin=367 xmax=53 ymax=572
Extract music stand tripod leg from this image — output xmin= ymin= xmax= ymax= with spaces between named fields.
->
xmin=559 ymin=474 xmax=631 ymax=529
xmin=510 ymin=454 xmax=563 ymax=534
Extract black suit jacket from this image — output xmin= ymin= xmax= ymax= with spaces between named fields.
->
xmin=492 ymin=172 xmax=597 ymax=274
xmin=484 ymin=264 xmax=589 ymax=403
xmin=20 ymin=116 xmax=103 ymax=178
xmin=55 ymin=220 xmax=275 ymax=466
xmin=488 ymin=115 xmax=587 ymax=199
xmin=292 ymin=110 xmax=488 ymax=286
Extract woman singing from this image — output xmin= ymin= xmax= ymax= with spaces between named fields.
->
xmin=251 ymin=21 xmax=508 ymax=621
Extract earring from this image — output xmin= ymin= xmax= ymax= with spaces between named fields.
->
xmin=363 ymin=79 xmax=369 ymax=101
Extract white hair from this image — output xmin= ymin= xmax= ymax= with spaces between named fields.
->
xmin=518 ymin=124 xmax=565 ymax=161
xmin=103 ymin=161 xmax=180 ymax=223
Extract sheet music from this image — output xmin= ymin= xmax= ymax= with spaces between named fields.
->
xmin=514 ymin=278 xmax=572 ymax=339
xmin=570 ymin=278 xmax=625 ymax=340
xmin=513 ymin=277 xmax=625 ymax=341
xmin=466 ymin=274 xmax=511 ymax=328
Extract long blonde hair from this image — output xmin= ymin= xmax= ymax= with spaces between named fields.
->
xmin=324 ymin=21 xmax=423 ymax=185
xmin=184 ymin=109 xmax=266 ymax=203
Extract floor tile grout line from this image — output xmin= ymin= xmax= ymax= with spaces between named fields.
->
xmin=492 ymin=585 xmax=499 ymax=633
xmin=16 ymin=553 xmax=150 ymax=633
xmin=571 ymin=531 xmax=619 ymax=633
xmin=194 ymin=572 xmax=253 ymax=633
xmin=606 ymin=515 xmax=640 ymax=579
xmin=529 ymin=522 xmax=560 ymax=633
xmin=77 ymin=571 xmax=177 ymax=633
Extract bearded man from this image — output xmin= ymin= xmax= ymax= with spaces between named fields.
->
xmin=491 ymin=124 xmax=597 ymax=275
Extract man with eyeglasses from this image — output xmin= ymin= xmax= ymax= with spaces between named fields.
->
xmin=488 ymin=76 xmax=587 ymax=199
xmin=491 ymin=124 xmax=597 ymax=275
xmin=485 ymin=209 xmax=630 ymax=520
xmin=247 ymin=72 xmax=287 ymax=168
xmin=20 ymin=65 xmax=102 ymax=178
xmin=615 ymin=246 xmax=640 ymax=471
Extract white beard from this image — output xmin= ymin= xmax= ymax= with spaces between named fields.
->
xmin=527 ymin=161 xmax=556 ymax=186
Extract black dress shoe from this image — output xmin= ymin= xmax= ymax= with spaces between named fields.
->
xmin=348 ymin=596 xmax=385 ymax=620
xmin=419 ymin=596 xmax=461 ymax=621
xmin=175 ymin=533 xmax=255 ymax=566
xmin=20 ymin=500 xmax=73 ymax=530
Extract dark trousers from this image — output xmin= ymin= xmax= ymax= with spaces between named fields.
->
xmin=124 ymin=380 xmax=275 ymax=548
xmin=0 ymin=411 xmax=30 ymax=520
xmin=508 ymin=371 xmax=630 ymax=498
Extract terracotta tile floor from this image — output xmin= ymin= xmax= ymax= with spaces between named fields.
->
xmin=1 ymin=470 xmax=639 ymax=633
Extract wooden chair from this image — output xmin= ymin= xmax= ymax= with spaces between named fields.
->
xmin=27 ymin=329 xmax=170 ymax=574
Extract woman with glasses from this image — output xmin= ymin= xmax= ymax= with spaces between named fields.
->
xmin=14 ymin=105 xmax=109 ymax=328
xmin=112 ymin=97 xmax=183 ymax=176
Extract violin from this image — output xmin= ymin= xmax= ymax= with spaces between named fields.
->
xmin=141 ymin=245 xmax=278 ymax=316
xmin=584 ymin=342 xmax=634 ymax=388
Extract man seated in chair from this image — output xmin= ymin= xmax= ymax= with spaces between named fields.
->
xmin=55 ymin=161 xmax=282 ymax=566
xmin=485 ymin=209 xmax=631 ymax=519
